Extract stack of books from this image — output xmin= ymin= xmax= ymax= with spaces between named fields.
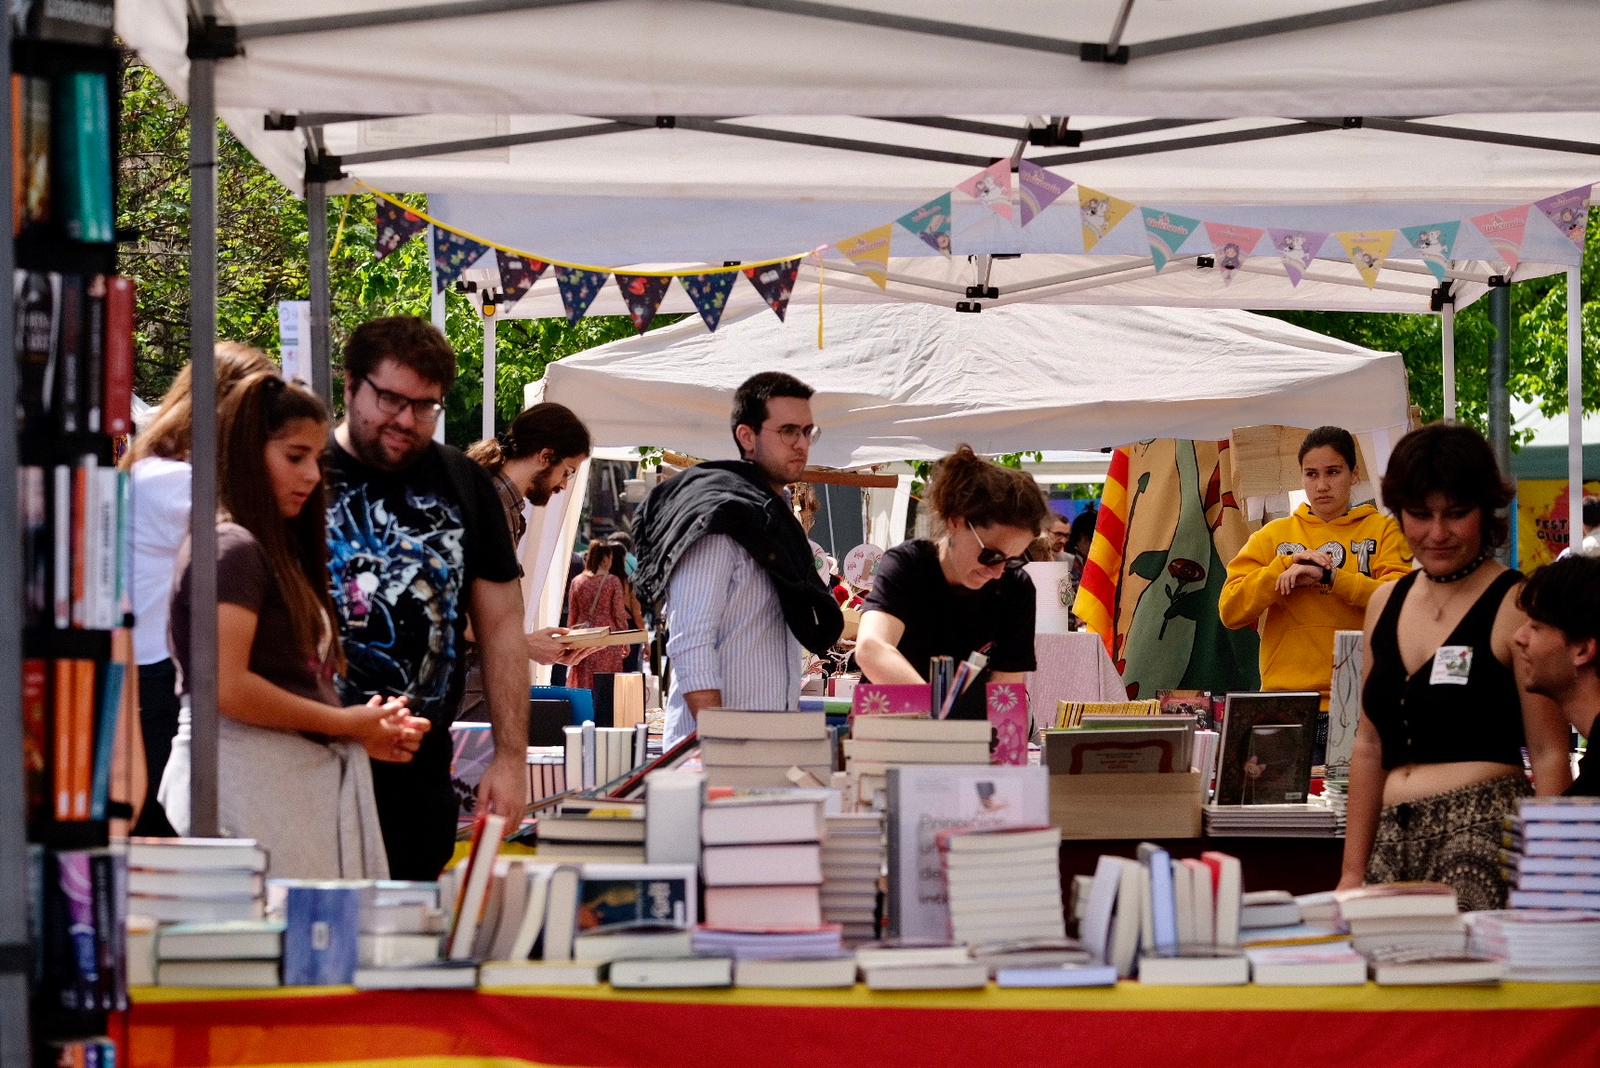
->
xmin=1078 ymin=848 xmax=1244 ymax=980
xmin=1239 ymin=889 xmax=1302 ymax=930
xmin=127 ymin=837 xmax=267 ymax=924
xmin=1054 ymin=699 xmax=1160 ymax=729
xmin=569 ymin=862 xmax=699 ymax=966
xmin=698 ymin=709 xmax=832 ymax=789
xmin=844 ymin=716 xmax=990 ymax=805
xmin=1335 ymin=882 xmax=1467 ymax=959
xmin=536 ymin=796 xmax=646 ymax=863
xmin=527 ymin=745 xmax=567 ymax=804
xmin=856 ymin=942 xmax=987 ymax=990
xmin=154 ymin=920 xmax=283 ymax=988
xmin=1465 ymin=910 xmax=1600 ymax=982
xmin=821 ymin=812 xmax=884 ymax=945
xmin=1245 ymin=942 xmax=1367 ymax=986
xmin=356 ymin=881 xmax=447 ymax=979
xmin=562 ymin=721 xmax=649 ymax=792
xmin=938 ymin=826 xmax=1065 ymax=946
xmin=1502 ymin=796 xmax=1600 ymax=911
xmin=701 ymin=792 xmax=826 ymax=929
xmin=1201 ymin=800 xmax=1341 ymax=837
xmin=692 ymin=925 xmax=853 ymax=987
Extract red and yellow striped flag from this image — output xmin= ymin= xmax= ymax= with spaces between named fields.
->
xmin=1073 ymin=446 xmax=1131 ymax=656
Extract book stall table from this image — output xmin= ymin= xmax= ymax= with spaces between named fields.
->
xmin=128 ymin=982 xmax=1600 ymax=1068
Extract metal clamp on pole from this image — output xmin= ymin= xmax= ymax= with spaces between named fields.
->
xmin=187 ymin=15 xmax=241 ymax=60
xmin=955 ymin=301 xmax=982 ymax=313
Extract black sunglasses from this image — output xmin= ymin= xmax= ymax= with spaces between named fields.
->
xmin=969 ymin=525 xmax=1029 ymax=572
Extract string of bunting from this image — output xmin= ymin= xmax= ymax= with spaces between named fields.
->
xmin=365 ymin=173 xmax=1594 ymax=336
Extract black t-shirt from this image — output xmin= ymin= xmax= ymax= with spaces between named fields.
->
xmin=1568 ymin=731 xmax=1599 ymax=797
xmin=323 ymin=438 xmax=520 ymax=736
xmin=862 ymin=539 xmax=1036 ymax=720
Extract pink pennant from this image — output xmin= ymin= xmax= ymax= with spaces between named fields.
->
xmin=1203 ymin=222 xmax=1265 ymax=284
xmin=1471 ymin=205 xmax=1531 ymax=270
xmin=957 ymin=160 xmax=1014 ymax=222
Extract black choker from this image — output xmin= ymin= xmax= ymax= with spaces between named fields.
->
xmin=1423 ymin=551 xmax=1490 ymax=584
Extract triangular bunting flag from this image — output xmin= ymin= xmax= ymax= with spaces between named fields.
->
xmin=495 ymin=249 xmax=548 ymax=307
xmin=432 ymin=227 xmax=490 ymax=292
xmin=957 ymin=160 xmax=1014 ymax=222
xmin=1204 ymin=222 xmax=1265 ymax=284
xmin=1335 ymin=230 xmax=1398 ymax=288
xmin=1267 ymin=229 xmax=1330 ymax=287
xmin=897 ymin=194 xmax=953 ymax=255
xmin=615 ymin=274 xmax=672 ymax=334
xmin=679 ymin=272 xmax=738 ymax=333
xmin=556 ymin=266 xmax=609 ymax=326
xmin=1140 ymin=208 xmax=1201 ymax=271
xmin=743 ymin=259 xmax=800 ymax=321
xmin=1078 ymin=186 xmax=1135 ymax=252
xmin=1398 ymin=221 xmax=1461 ymax=284
xmin=834 ymin=224 xmax=893 ymax=290
xmin=1535 ymin=185 xmax=1592 ymax=248
xmin=1017 ymin=161 xmax=1072 ymax=227
xmin=1470 ymin=205 xmax=1531 ymax=270
xmin=376 ymin=199 xmax=427 ymax=261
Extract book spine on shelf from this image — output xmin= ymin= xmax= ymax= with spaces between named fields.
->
xmin=102 ymin=277 xmax=134 ymax=436
xmin=56 ymin=73 xmax=114 ymax=243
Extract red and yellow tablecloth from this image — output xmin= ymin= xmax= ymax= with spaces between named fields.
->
xmin=129 ymin=982 xmax=1600 ymax=1068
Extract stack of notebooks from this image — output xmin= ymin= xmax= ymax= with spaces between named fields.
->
xmin=938 ymin=826 xmax=1065 ymax=946
xmin=698 ymin=709 xmax=832 ymax=789
xmin=536 ymin=796 xmax=646 ymax=863
xmin=1502 ymin=796 xmax=1600 ymax=911
xmin=1333 ymin=881 xmax=1501 ymax=983
xmin=821 ymin=812 xmax=884 ymax=945
xmin=843 ymin=716 xmax=990 ymax=805
xmin=1202 ymin=800 xmax=1341 ymax=837
xmin=127 ymin=837 xmax=267 ymax=924
xmin=701 ymin=792 xmax=826 ymax=929
xmin=562 ymin=721 xmax=649 ymax=792
xmin=1465 ymin=910 xmax=1600 ymax=982
xmin=1077 ymin=847 xmax=1246 ymax=983
xmin=154 ymin=920 xmax=283 ymax=988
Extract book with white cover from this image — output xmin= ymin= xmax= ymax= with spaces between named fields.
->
xmin=1136 ymin=842 xmax=1177 ymax=954
xmin=541 ymin=867 xmax=582 ymax=961
xmin=886 ymin=764 xmax=1050 ymax=942
xmin=1137 ymin=948 xmax=1250 ymax=986
xmin=1078 ymin=856 xmax=1122 ymax=966
xmin=843 ymin=739 xmax=991 ymax=764
xmin=1108 ymin=858 xmax=1142 ymax=979
xmin=610 ymin=956 xmax=733 ymax=988
xmin=502 ymin=865 xmax=558 ymax=962
xmin=1517 ymin=797 xmax=1600 ymax=822
xmin=156 ymin=921 xmax=283 ymax=961
xmin=156 ymin=959 xmax=281 ymax=988
xmin=129 ymin=869 xmax=264 ymax=899
xmin=1200 ymin=851 xmax=1243 ymax=947
xmin=1181 ymin=859 xmax=1215 ymax=946
xmin=447 ymin=813 xmax=506 ymax=960
xmin=855 ymin=943 xmax=971 ymax=969
xmin=1333 ymin=881 xmax=1458 ymax=921
xmin=359 ymin=933 xmax=445 ymax=969
xmin=645 ymin=769 xmax=704 ymax=865
xmin=571 ymin=928 xmax=694 ymax=963
xmin=701 ymin=797 xmax=825 ymax=845
xmin=128 ymin=837 xmax=267 ymax=872
xmin=735 ymin=956 xmax=857 ymax=989
xmin=851 ymin=717 xmax=991 ymax=743
xmin=701 ymin=737 xmax=834 ymax=767
xmin=995 ymin=964 xmax=1118 ymax=988
xmin=698 ymin=709 xmax=828 ymax=740
xmin=1368 ymin=953 xmax=1503 ymax=986
xmin=702 ymin=843 xmax=823 ymax=886
xmin=862 ymin=962 xmax=987 ymax=990
xmin=353 ymin=962 xmax=478 ymax=989
xmin=1246 ymin=944 xmax=1367 ymax=985
xmin=479 ymin=960 xmax=603 ymax=988
xmin=1170 ymin=860 xmax=1195 ymax=948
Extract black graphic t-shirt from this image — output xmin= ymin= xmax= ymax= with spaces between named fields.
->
xmin=323 ymin=438 xmax=520 ymax=732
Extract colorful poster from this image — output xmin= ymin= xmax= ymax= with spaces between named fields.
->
xmin=432 ymin=227 xmax=490 ymax=291
xmin=495 ymin=249 xmax=548 ymax=307
xmin=614 ymin=274 xmax=672 ymax=334
xmin=1335 ymin=230 xmax=1397 ymax=288
xmin=834 ymin=224 xmax=893 ymax=289
xmin=376 ymin=199 xmax=427 ymax=261
xmin=1141 ymin=208 xmax=1201 ymax=271
xmin=1203 ymin=222 xmax=1265 ymax=284
xmin=957 ymin=160 xmax=1014 ymax=222
xmin=896 ymin=193 xmax=953 ymax=255
xmin=678 ymin=271 xmax=737 ymax=332
xmin=1516 ymin=479 xmax=1600 ymax=570
xmin=1398 ymin=221 xmax=1461 ymax=284
xmin=1017 ymin=161 xmax=1072 ymax=227
xmin=1267 ymin=229 xmax=1329 ymax=287
xmin=1535 ymin=185 xmax=1593 ymax=248
xmin=986 ymin=684 xmax=1029 ymax=766
xmin=743 ymin=258 xmax=801 ymax=320
xmin=1078 ymin=185 xmax=1135 ymax=252
xmin=1470 ymin=205 xmax=1531 ymax=270
xmin=555 ymin=266 xmax=608 ymax=326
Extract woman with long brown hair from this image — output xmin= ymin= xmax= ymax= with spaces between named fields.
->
xmin=566 ymin=539 xmax=631 ymax=692
xmin=161 ymin=366 xmax=429 ymax=878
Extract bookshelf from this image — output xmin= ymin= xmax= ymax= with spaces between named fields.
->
xmin=6 ymin=3 xmax=131 ymax=1062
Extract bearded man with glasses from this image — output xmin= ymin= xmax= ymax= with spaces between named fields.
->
xmin=636 ymin=372 xmax=844 ymax=747
xmin=324 ymin=316 xmax=529 ymax=879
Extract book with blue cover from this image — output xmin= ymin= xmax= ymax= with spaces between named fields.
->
xmin=281 ymin=882 xmax=361 ymax=985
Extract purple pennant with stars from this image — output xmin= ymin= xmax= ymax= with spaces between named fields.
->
xmin=615 ymin=274 xmax=673 ymax=334
xmin=495 ymin=249 xmax=548 ymax=308
xmin=376 ymin=199 xmax=427 ymax=261
xmin=556 ymin=266 xmax=609 ymax=326
xmin=679 ymin=272 xmax=738 ymax=332
xmin=742 ymin=258 xmax=801 ymax=321
xmin=432 ymin=227 xmax=491 ymax=292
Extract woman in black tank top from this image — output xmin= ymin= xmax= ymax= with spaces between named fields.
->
xmin=1337 ymin=426 xmax=1572 ymax=912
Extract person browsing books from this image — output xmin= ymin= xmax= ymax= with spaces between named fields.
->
xmin=1339 ymin=424 xmax=1572 ymax=909
xmin=1514 ymin=555 xmax=1600 ymax=796
xmin=855 ymin=446 xmax=1048 ymax=720
xmin=635 ymin=372 xmax=844 ymax=748
xmin=566 ymin=540 xmax=632 ymax=691
xmin=162 ymin=368 xmax=430 ymax=879
xmin=324 ymin=317 xmax=531 ymax=880
xmin=1219 ymin=426 xmax=1411 ymax=708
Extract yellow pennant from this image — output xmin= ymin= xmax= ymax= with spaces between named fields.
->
xmin=1078 ymin=185 xmax=1135 ymax=252
xmin=1335 ymin=230 xmax=1397 ymax=288
xmin=835 ymin=224 xmax=893 ymax=289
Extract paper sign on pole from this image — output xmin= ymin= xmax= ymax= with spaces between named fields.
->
xmin=278 ymin=300 xmax=311 ymax=386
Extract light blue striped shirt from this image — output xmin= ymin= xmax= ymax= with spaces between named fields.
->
xmin=664 ymin=533 xmax=803 ymax=747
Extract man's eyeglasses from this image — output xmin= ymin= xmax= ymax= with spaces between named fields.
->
xmin=361 ymin=377 xmax=444 ymax=423
xmin=761 ymin=422 xmax=822 ymax=446
xmin=970 ymin=524 xmax=1029 ymax=572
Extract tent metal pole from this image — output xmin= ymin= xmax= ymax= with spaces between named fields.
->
xmin=1130 ymin=0 xmax=1466 ymax=59
xmin=337 ymin=121 xmax=643 ymax=167
xmin=1378 ymin=259 xmax=1496 ymax=285
xmin=1105 ymin=0 xmax=1136 ymax=53
xmin=1002 ymin=257 xmax=1167 ymax=295
xmin=987 ymin=265 xmax=1169 ymax=305
xmin=1029 ymin=121 xmax=1322 ymax=168
xmin=1441 ymin=300 xmax=1457 ymax=421
xmin=814 ymin=259 xmax=970 ymax=295
xmin=306 ymin=178 xmax=334 ymax=406
xmin=482 ymin=308 xmax=498 ymax=441
xmin=188 ymin=49 xmax=222 ymax=837
xmin=1234 ymin=262 xmax=1434 ymax=297
xmin=795 ymin=269 xmax=940 ymax=304
xmin=1357 ymin=118 xmax=1600 ymax=158
xmin=676 ymin=118 xmax=995 ymax=168
xmin=1568 ymin=267 xmax=1584 ymax=556
xmin=1488 ymin=286 xmax=1513 ymax=556
xmin=236 ymin=0 xmax=600 ymax=41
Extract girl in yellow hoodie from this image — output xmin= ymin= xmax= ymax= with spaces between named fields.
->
xmin=1220 ymin=426 xmax=1411 ymax=705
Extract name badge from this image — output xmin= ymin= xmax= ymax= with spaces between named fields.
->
xmin=1429 ymin=645 xmax=1473 ymax=686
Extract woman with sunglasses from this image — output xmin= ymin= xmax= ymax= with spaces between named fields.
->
xmin=856 ymin=446 xmax=1049 ymax=719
